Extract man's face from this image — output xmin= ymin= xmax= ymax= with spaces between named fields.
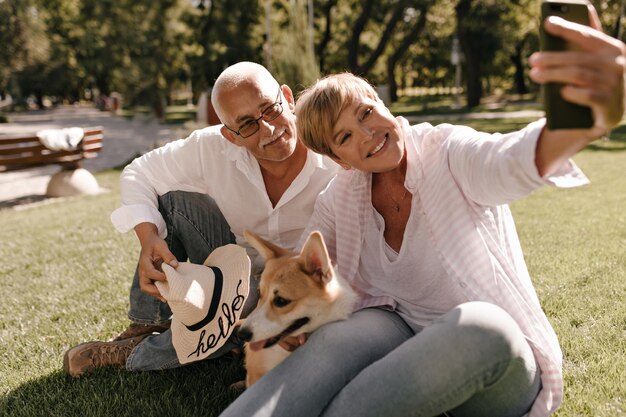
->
xmin=219 ymin=80 xmax=298 ymax=164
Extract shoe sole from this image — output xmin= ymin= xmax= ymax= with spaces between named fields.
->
xmin=63 ymin=341 xmax=96 ymax=378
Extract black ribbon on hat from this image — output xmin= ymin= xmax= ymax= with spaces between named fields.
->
xmin=185 ymin=266 xmax=223 ymax=331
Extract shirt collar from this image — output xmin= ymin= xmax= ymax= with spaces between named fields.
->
xmin=398 ymin=116 xmax=423 ymax=191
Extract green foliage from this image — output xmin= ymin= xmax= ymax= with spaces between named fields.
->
xmin=0 ymin=0 xmax=50 ymax=99
xmin=593 ymin=0 xmax=626 ymax=40
xmin=17 ymin=0 xmax=84 ymax=103
xmin=0 ymin=0 xmax=594 ymax=110
xmin=185 ymin=0 xmax=263 ymax=94
xmin=76 ymin=0 xmax=192 ymax=115
xmin=320 ymin=0 xmax=434 ymax=84
xmin=270 ymin=0 xmax=320 ymax=93
xmin=399 ymin=0 xmax=456 ymax=89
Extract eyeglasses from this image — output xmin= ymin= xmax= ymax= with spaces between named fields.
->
xmin=224 ymin=88 xmax=283 ymax=138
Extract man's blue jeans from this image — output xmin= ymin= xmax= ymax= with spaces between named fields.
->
xmin=124 ymin=191 xmax=258 ymax=371
xmin=219 ymin=302 xmax=541 ymax=417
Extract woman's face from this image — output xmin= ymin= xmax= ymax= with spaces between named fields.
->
xmin=328 ymin=97 xmax=404 ymax=173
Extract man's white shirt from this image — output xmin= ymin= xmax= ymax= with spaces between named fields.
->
xmin=110 ymin=125 xmax=339 ymax=266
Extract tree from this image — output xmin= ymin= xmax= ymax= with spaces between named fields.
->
xmin=315 ymin=0 xmax=338 ymax=73
xmin=386 ymin=4 xmax=430 ymax=102
xmin=0 ymin=0 xmax=33 ymax=97
xmin=313 ymin=0 xmax=434 ymax=102
xmin=270 ymin=0 xmax=320 ymax=92
xmin=592 ymin=0 xmax=626 ymax=40
xmin=398 ymin=0 xmax=458 ymax=92
xmin=0 ymin=0 xmax=55 ymax=105
xmin=4 ymin=0 xmax=566 ymax=112
xmin=348 ymin=0 xmax=411 ymax=77
xmin=78 ymin=0 xmax=194 ymax=116
xmin=185 ymin=0 xmax=262 ymax=95
xmin=501 ymin=0 xmax=538 ymax=95
xmin=456 ymin=0 xmax=514 ymax=107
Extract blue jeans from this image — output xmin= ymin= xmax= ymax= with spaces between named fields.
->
xmin=219 ymin=302 xmax=541 ymax=417
xmin=125 ymin=191 xmax=259 ymax=371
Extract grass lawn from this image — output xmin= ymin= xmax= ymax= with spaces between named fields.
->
xmin=388 ymin=92 xmax=542 ymax=117
xmin=0 ymin=118 xmax=624 ymax=416
xmin=113 ymin=105 xmax=197 ymax=124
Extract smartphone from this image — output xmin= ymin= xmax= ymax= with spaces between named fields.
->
xmin=540 ymin=0 xmax=593 ymax=130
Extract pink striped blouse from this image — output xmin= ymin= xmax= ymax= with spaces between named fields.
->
xmin=301 ymin=117 xmax=590 ymax=417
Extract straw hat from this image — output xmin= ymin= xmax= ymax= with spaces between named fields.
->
xmin=156 ymin=244 xmax=250 ymax=364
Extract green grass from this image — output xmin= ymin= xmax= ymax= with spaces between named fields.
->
xmin=113 ymin=105 xmax=197 ymax=124
xmin=0 ymin=117 xmax=625 ymax=416
xmin=0 ymin=172 xmax=243 ymax=417
xmin=388 ymin=93 xmax=542 ymax=117
xmin=511 ymin=138 xmax=626 ymax=416
xmin=164 ymin=105 xmax=197 ymax=125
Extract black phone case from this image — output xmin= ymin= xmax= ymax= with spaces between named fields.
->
xmin=540 ymin=1 xmax=593 ymax=130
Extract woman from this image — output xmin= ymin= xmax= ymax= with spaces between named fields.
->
xmin=220 ymin=12 xmax=625 ymax=417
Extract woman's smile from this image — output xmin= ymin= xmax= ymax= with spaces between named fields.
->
xmin=367 ymin=134 xmax=388 ymax=157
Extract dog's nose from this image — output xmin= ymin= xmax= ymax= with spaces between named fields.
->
xmin=237 ymin=326 xmax=253 ymax=342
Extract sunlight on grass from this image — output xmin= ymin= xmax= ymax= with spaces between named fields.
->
xmin=511 ymin=146 xmax=626 ymax=417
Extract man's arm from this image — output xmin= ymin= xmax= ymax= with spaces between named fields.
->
xmin=530 ymin=10 xmax=626 ymax=177
xmin=134 ymin=222 xmax=179 ymax=301
xmin=111 ymin=128 xmax=220 ymax=237
xmin=111 ymin=127 xmax=223 ymax=299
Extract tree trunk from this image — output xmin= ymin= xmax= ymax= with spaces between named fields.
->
xmin=456 ymin=0 xmax=482 ymax=108
xmin=35 ymin=89 xmax=44 ymax=109
xmin=355 ymin=1 xmax=406 ymax=75
xmin=348 ymin=0 xmax=375 ymax=73
xmin=387 ymin=5 xmax=429 ymax=103
xmin=612 ymin=0 xmax=624 ymax=40
xmin=317 ymin=0 xmax=337 ymax=73
xmin=510 ymin=38 xmax=528 ymax=95
xmin=153 ymin=92 xmax=165 ymax=120
xmin=349 ymin=0 xmax=407 ymax=76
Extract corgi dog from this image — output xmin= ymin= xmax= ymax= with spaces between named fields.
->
xmin=238 ymin=230 xmax=357 ymax=387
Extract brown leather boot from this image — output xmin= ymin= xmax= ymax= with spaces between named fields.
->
xmin=63 ymin=334 xmax=149 ymax=377
xmin=109 ymin=322 xmax=170 ymax=342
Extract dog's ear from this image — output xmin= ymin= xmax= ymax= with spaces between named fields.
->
xmin=244 ymin=229 xmax=292 ymax=261
xmin=300 ymin=231 xmax=333 ymax=284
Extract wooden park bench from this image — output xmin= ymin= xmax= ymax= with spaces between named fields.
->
xmin=0 ymin=126 xmax=104 ymax=197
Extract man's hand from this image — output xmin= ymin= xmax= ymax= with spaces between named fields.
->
xmin=529 ymin=7 xmax=626 ymax=176
xmin=134 ymin=222 xmax=179 ymax=302
xmin=278 ymin=333 xmax=309 ymax=352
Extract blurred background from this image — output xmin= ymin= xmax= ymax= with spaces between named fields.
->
xmin=0 ymin=0 xmax=624 ymax=122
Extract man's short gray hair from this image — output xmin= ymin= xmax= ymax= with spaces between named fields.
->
xmin=210 ymin=62 xmax=278 ymax=122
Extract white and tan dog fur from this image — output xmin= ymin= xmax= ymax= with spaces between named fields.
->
xmin=239 ymin=230 xmax=357 ymax=387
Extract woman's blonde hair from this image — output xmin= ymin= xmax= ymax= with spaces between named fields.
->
xmin=296 ymin=73 xmax=380 ymax=158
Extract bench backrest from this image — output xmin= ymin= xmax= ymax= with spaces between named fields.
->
xmin=0 ymin=126 xmax=103 ymax=172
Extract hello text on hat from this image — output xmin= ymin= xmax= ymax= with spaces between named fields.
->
xmin=155 ymin=244 xmax=250 ymax=364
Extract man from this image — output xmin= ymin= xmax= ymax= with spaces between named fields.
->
xmin=63 ymin=62 xmax=338 ymax=376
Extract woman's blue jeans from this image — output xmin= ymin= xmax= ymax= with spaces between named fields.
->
xmin=219 ymin=302 xmax=541 ymax=417
xmin=124 ymin=191 xmax=258 ymax=371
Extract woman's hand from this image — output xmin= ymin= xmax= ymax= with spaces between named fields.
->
xmin=529 ymin=7 xmax=626 ymax=176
